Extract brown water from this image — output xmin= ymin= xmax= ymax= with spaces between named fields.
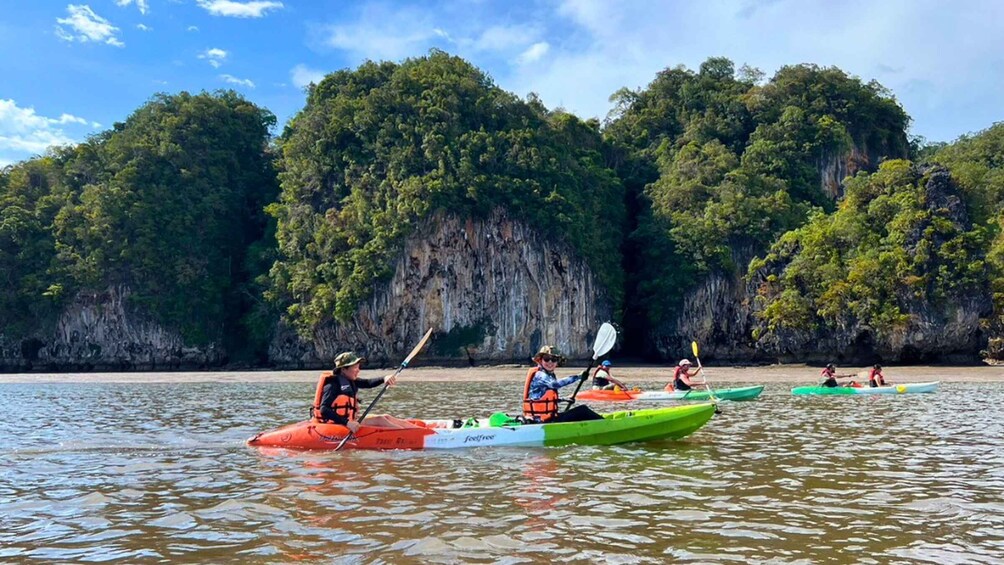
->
xmin=1 ymin=376 xmax=1002 ymax=563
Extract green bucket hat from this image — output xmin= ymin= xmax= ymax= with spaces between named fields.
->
xmin=333 ymin=351 xmax=365 ymax=369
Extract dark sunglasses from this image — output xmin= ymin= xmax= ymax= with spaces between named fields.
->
xmin=541 ymin=355 xmax=560 ymax=362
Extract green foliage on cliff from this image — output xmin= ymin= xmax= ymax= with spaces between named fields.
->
xmin=0 ymin=156 xmax=70 ymax=335
xmin=268 ymin=50 xmax=624 ymax=334
xmin=0 ymin=91 xmax=277 ymax=352
xmin=605 ymin=59 xmax=911 ymax=334
xmin=750 ymin=160 xmax=987 ymax=339
xmin=932 ymin=123 xmax=1004 ymax=347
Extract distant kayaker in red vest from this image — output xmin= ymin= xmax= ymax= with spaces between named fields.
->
xmin=523 ymin=345 xmax=604 ymax=423
xmin=314 ymin=351 xmax=415 ymax=432
xmin=666 ymin=359 xmax=702 ymax=391
xmin=868 ymin=364 xmax=887 ymax=387
xmin=819 ymin=363 xmax=856 ymax=387
xmin=591 ymin=360 xmax=628 ymax=390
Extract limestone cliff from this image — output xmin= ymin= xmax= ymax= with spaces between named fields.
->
xmin=268 ymin=208 xmax=613 ymax=367
xmin=748 ymin=166 xmax=990 ymax=363
xmin=0 ymin=286 xmax=222 ymax=371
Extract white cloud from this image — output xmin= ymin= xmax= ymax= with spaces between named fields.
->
xmin=516 ymin=42 xmax=549 ymax=65
xmin=115 ymin=0 xmax=149 ymax=15
xmin=187 ymin=25 xmax=199 ymax=32
xmin=196 ymin=0 xmax=283 ymax=18
xmin=321 ymin=5 xmax=445 ymax=62
xmin=472 ymin=25 xmax=540 ymax=52
xmin=290 ymin=64 xmax=326 ymax=89
xmin=55 ymin=4 xmax=124 ymax=47
xmin=220 ymin=74 xmax=255 ymax=88
xmin=0 ymin=99 xmax=88 ymax=157
xmin=198 ymin=47 xmax=228 ymax=68
xmin=136 ymin=23 xmax=152 ymax=31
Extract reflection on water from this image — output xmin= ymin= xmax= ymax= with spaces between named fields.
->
xmin=1 ymin=380 xmax=1002 ymax=563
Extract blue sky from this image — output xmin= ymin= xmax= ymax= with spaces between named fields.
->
xmin=2 ymin=0 xmax=1003 ymax=167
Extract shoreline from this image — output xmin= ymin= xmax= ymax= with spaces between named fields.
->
xmin=0 ymin=364 xmax=1001 ymax=384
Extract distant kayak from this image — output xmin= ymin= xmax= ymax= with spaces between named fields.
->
xmin=578 ymin=385 xmax=764 ymax=402
xmin=791 ymin=381 xmax=940 ymax=395
xmin=246 ymin=403 xmax=716 ymax=451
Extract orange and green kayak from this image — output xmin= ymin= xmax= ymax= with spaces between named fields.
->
xmin=246 ymin=403 xmax=716 ymax=451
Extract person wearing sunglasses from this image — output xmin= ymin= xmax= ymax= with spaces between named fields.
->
xmin=522 ymin=345 xmax=603 ymax=423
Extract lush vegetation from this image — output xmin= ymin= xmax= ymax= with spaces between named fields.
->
xmin=750 ymin=160 xmax=987 ymax=342
xmin=0 ymin=91 xmax=277 ymax=358
xmin=931 ymin=124 xmax=1004 ymax=353
xmin=603 ymin=59 xmax=910 ymax=346
xmin=268 ymin=50 xmax=624 ymax=334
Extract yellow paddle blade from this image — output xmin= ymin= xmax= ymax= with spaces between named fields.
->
xmin=691 ymin=341 xmax=699 ymax=357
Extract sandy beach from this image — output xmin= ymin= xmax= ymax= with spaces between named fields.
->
xmin=1 ymin=364 xmax=1002 ymax=384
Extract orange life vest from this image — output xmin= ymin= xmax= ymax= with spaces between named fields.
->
xmin=311 ymin=370 xmax=358 ymax=423
xmin=522 ymin=366 xmax=559 ymax=422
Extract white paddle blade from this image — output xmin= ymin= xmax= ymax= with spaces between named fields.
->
xmin=592 ymin=322 xmax=617 ymax=360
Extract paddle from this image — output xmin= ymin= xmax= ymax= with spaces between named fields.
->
xmin=334 ymin=327 xmax=434 ymax=451
xmin=691 ymin=341 xmax=722 ymax=413
xmin=563 ymin=322 xmax=618 ymax=412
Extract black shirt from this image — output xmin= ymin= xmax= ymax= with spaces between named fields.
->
xmin=319 ymin=372 xmax=385 ymax=424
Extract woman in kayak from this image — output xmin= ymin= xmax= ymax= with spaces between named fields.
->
xmin=819 ymin=363 xmax=856 ymax=387
xmin=523 ymin=345 xmax=604 ymax=423
xmin=868 ymin=364 xmax=887 ymax=387
xmin=316 ymin=352 xmax=416 ymax=431
xmin=666 ymin=359 xmax=702 ymax=391
xmin=591 ymin=360 xmax=628 ymax=390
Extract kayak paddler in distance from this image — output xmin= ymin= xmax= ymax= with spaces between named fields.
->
xmin=665 ymin=358 xmax=702 ymax=391
xmin=591 ymin=360 xmax=629 ymax=391
xmin=819 ymin=363 xmax=857 ymax=387
xmin=868 ymin=364 xmax=888 ymax=387
xmin=315 ymin=351 xmax=418 ymax=432
xmin=523 ymin=345 xmax=604 ymax=423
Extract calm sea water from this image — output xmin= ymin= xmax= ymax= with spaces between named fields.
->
xmin=1 ymin=380 xmax=1002 ymax=563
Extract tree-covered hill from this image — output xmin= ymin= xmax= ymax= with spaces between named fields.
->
xmin=268 ymin=50 xmax=625 ymax=336
xmin=1 ymin=91 xmax=277 ymax=361
xmin=603 ymin=59 xmax=911 ymax=356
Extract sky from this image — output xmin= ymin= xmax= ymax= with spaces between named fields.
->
xmin=2 ymin=0 xmax=1003 ymax=167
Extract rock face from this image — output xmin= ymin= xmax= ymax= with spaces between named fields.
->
xmin=650 ymin=244 xmax=762 ymax=362
xmin=818 ymin=145 xmax=870 ymax=200
xmin=269 ymin=208 xmax=613 ymax=367
xmin=748 ymin=166 xmax=990 ymax=364
xmin=0 ymin=286 xmax=222 ymax=371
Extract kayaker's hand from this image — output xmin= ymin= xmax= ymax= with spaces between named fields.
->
xmin=579 ymin=369 xmax=589 ymax=381
xmin=384 ymin=374 xmax=398 ymax=386
xmin=346 ymin=420 xmax=360 ymax=433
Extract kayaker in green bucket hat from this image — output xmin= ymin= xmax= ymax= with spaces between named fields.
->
xmin=521 ymin=345 xmax=603 ymax=424
xmin=314 ymin=351 xmax=417 ymax=431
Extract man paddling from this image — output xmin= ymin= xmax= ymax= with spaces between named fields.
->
xmin=591 ymin=360 xmax=628 ymax=391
